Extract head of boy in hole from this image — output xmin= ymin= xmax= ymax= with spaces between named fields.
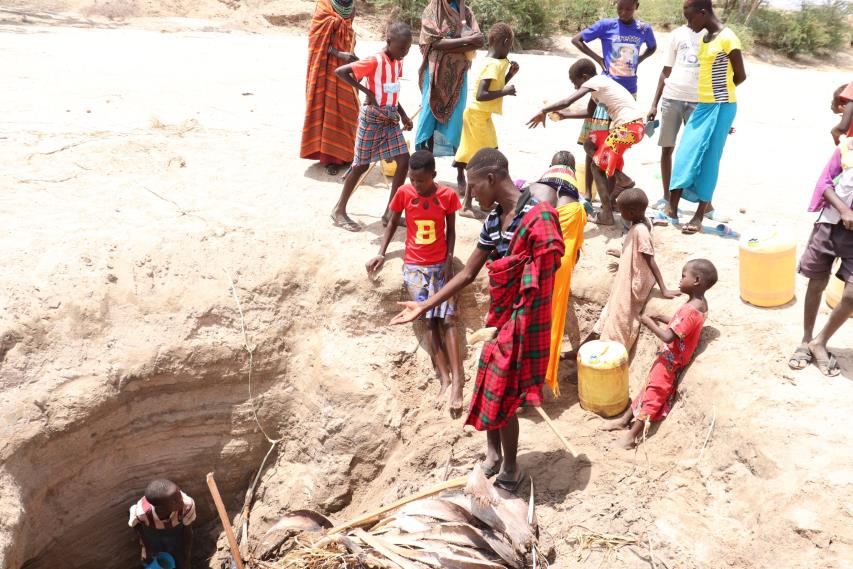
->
xmin=145 ymin=479 xmax=184 ymax=521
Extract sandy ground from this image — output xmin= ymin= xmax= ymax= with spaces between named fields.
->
xmin=1 ymin=3 xmax=853 ymax=569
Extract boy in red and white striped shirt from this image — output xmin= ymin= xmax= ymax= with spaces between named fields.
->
xmin=331 ymin=22 xmax=414 ymax=232
xmin=128 ymin=479 xmax=195 ymax=569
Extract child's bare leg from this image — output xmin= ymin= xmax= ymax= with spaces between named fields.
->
xmin=382 ymin=153 xmax=409 ymax=226
xmin=583 ymin=153 xmax=594 ymax=201
xmin=589 ymin=165 xmax=614 ymax=225
xmin=660 ymin=146 xmax=674 ymax=202
xmin=582 ymin=140 xmax=614 ymax=225
xmin=428 ymin=319 xmax=453 ymax=409
xmin=443 ymin=322 xmax=465 ymax=419
xmin=808 ymin=281 xmax=853 ymax=376
xmin=603 ymin=404 xmax=634 ymax=431
xmin=616 ymin=419 xmax=645 ymax=449
xmin=456 ymin=164 xmax=467 ymax=196
xmin=496 ymin=415 xmax=522 ymax=482
xmin=790 ymin=275 xmax=829 ymax=369
xmin=332 ymin=163 xmax=370 ymax=229
xmin=484 ymin=429 xmax=502 ymax=474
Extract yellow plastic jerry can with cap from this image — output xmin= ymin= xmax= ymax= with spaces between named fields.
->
xmin=825 ymin=260 xmax=849 ymax=314
xmin=577 ymin=340 xmax=629 ymax=417
xmin=739 ymin=228 xmax=796 ymax=307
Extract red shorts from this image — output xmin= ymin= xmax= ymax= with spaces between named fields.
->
xmin=589 ymin=119 xmax=644 ymax=177
xmin=632 ymin=357 xmax=677 ymax=422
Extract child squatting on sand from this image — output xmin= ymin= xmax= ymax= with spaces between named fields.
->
xmin=605 ymin=258 xmax=718 ymax=449
xmin=367 ymin=149 xmax=466 ymax=416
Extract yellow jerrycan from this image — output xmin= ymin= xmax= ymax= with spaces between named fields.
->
xmin=739 ymin=228 xmax=796 ymax=307
xmin=825 ymin=260 xmax=849 ymax=314
xmin=577 ymin=340 xmax=629 ymax=417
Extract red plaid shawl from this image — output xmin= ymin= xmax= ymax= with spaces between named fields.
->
xmin=465 ymin=202 xmax=565 ymax=431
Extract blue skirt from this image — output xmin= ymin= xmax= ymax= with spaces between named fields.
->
xmin=414 ymin=68 xmax=467 ymax=158
xmin=670 ymin=102 xmax=737 ymax=203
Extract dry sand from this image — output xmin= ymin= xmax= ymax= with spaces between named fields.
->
xmin=1 ymin=2 xmax=852 ymax=568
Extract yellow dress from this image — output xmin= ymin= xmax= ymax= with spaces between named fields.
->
xmin=454 ymin=57 xmax=510 ymax=164
xmin=545 ymin=201 xmax=587 ymax=396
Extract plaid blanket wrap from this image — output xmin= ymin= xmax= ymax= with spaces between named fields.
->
xmin=465 ymin=202 xmax=565 ymax=431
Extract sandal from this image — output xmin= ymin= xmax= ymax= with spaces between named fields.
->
xmin=681 ymin=222 xmax=701 ymax=235
xmin=493 ymin=469 xmax=526 ymax=494
xmin=324 ymin=164 xmax=340 ymax=176
xmin=788 ymin=345 xmax=812 ymax=370
xmin=330 ymin=215 xmax=361 ymax=232
xmin=482 ymin=459 xmax=503 ymax=478
xmin=814 ymin=352 xmax=841 ymax=377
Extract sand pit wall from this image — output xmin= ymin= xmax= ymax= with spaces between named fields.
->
xmin=0 ymin=249 xmax=436 ymax=569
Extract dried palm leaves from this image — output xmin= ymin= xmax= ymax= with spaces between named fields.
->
xmin=254 ymin=466 xmax=544 ymax=569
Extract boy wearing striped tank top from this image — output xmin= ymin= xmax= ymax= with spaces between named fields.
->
xmin=332 ymin=22 xmax=414 ymax=232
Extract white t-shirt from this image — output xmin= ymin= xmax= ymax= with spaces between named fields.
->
xmin=662 ymin=25 xmax=702 ymax=102
xmin=582 ymin=74 xmax=644 ymax=127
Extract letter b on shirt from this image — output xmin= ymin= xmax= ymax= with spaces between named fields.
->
xmin=414 ymin=220 xmax=437 ymax=245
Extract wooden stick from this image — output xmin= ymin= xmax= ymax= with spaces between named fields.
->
xmin=329 ymin=475 xmax=467 ymax=534
xmin=206 ymin=473 xmax=246 ymax=569
xmin=534 ymin=406 xmax=578 ymax=456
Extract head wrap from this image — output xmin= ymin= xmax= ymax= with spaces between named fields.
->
xmin=537 ymin=165 xmax=579 ymax=200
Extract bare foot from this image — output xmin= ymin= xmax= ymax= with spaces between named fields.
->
xmin=448 ymin=382 xmax=464 ymax=419
xmin=602 ymin=417 xmax=631 ymax=432
xmin=588 ymin=210 xmax=615 ymax=226
xmin=459 ymin=208 xmax=484 ymax=220
xmin=614 ymin=432 xmax=637 ymax=450
xmin=434 ymin=381 xmax=450 ymax=410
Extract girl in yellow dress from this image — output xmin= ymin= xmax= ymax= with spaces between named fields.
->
xmin=454 ymin=23 xmax=518 ymax=218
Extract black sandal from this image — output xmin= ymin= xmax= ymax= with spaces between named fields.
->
xmin=788 ymin=345 xmax=812 ymax=370
xmin=493 ymin=469 xmax=526 ymax=494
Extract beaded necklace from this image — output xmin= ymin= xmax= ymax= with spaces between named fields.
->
xmin=330 ymin=0 xmax=353 ymax=19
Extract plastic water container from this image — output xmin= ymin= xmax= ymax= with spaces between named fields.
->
xmin=825 ymin=261 xmax=848 ymax=313
xmin=739 ymin=228 xmax=796 ymax=307
xmin=381 ymin=158 xmax=397 ymax=177
xmin=577 ymin=340 xmax=629 ymax=417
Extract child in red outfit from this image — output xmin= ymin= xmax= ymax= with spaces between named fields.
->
xmin=366 ymin=149 xmax=465 ymax=417
xmin=605 ymin=258 xmax=718 ymax=449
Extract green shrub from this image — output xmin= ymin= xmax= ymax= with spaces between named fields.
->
xmin=470 ymin=0 xmax=557 ymax=42
xmin=639 ymin=0 xmax=686 ymax=31
xmin=725 ymin=22 xmax=754 ymax=52
xmin=747 ymin=1 xmax=851 ymax=56
xmin=557 ymin=0 xmax=609 ymax=32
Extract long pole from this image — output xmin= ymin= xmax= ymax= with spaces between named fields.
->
xmin=206 ymin=473 xmax=246 ymax=569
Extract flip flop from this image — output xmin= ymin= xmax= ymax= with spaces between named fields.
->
xmin=482 ymin=459 xmax=503 ymax=478
xmin=681 ymin=222 xmax=701 ymax=235
xmin=651 ymin=198 xmax=669 ymax=211
xmin=651 ymin=210 xmax=679 ymax=226
xmin=494 ymin=470 xmax=527 ymax=494
xmin=701 ymin=223 xmax=739 ymax=239
xmin=330 ymin=215 xmax=361 ymax=232
xmin=704 ymin=209 xmax=732 ymax=223
xmin=788 ymin=345 xmax=812 ymax=370
xmin=814 ymin=352 xmax=841 ymax=377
